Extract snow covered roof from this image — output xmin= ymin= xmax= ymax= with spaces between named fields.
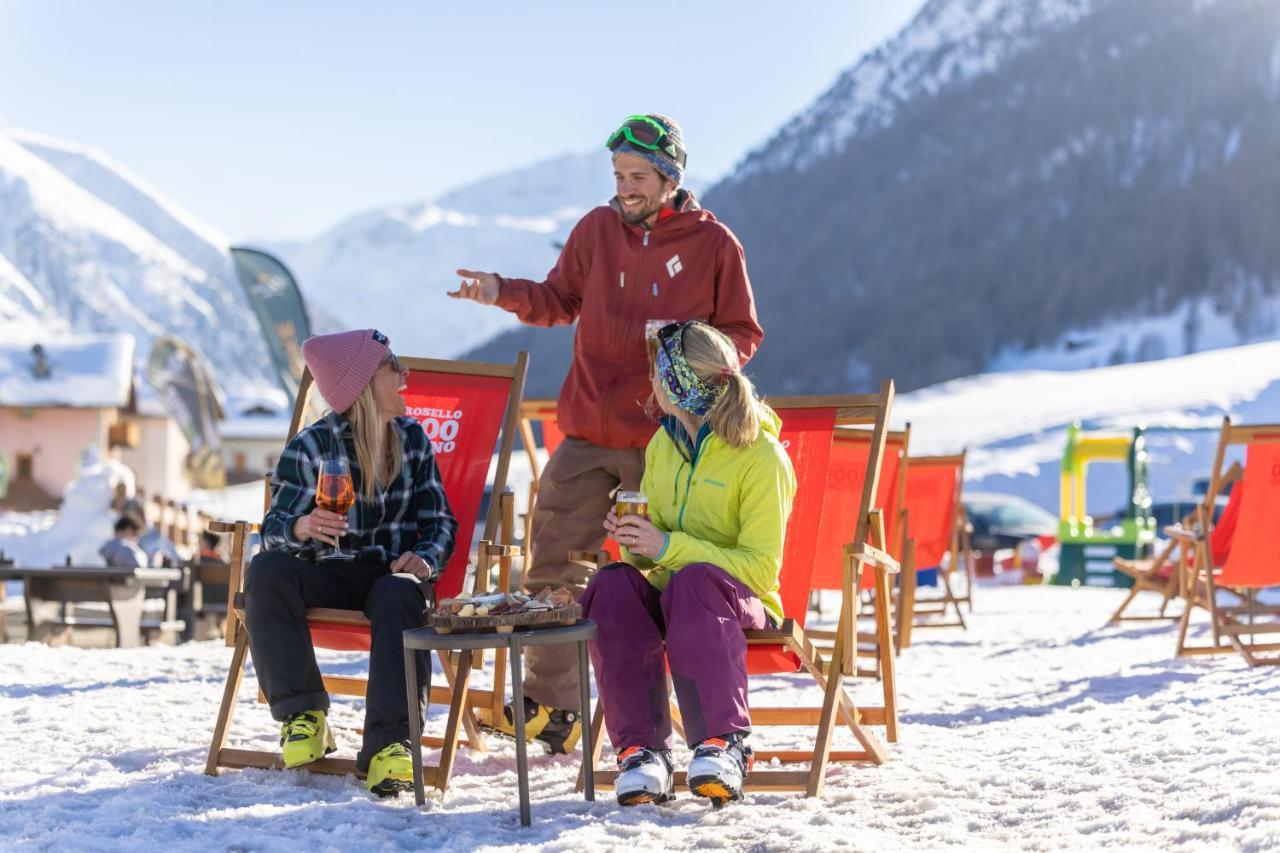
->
xmin=220 ymin=414 xmax=290 ymax=441
xmin=0 ymin=334 xmax=134 ymax=409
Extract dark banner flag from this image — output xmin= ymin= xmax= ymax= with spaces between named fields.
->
xmin=230 ymin=246 xmax=311 ymax=403
xmin=147 ymin=337 xmax=226 ymax=488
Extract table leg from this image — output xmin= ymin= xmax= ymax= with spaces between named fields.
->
xmin=405 ymin=645 xmax=425 ymax=806
xmin=577 ymin=639 xmax=594 ymax=802
xmin=509 ymin=639 xmax=531 ymax=827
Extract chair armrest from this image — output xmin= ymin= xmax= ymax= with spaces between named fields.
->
xmin=480 ymin=542 xmax=523 ymax=558
xmin=1163 ymin=525 xmax=1201 ymax=543
xmin=209 ymin=520 xmax=260 ymax=534
xmin=568 ymin=549 xmax=609 ymax=568
xmin=846 ymin=543 xmax=901 ymax=573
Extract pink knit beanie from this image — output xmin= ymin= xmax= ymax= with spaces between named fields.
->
xmin=301 ymin=329 xmax=391 ymax=414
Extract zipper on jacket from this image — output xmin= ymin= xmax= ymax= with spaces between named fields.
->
xmin=677 ymin=464 xmax=694 ymax=530
xmin=675 ymin=433 xmax=706 ymax=531
xmin=603 ymin=223 xmax=652 ymax=446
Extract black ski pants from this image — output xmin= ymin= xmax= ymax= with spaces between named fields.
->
xmin=243 ymin=550 xmax=429 ymax=770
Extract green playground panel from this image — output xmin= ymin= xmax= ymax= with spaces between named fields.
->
xmin=1054 ymin=423 xmax=1156 ymax=587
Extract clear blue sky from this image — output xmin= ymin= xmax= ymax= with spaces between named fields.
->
xmin=0 ymin=1 xmax=923 ymax=241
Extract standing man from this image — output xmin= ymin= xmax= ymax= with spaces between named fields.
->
xmin=450 ymin=114 xmax=763 ymax=752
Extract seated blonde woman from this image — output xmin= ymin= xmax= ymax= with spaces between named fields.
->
xmin=244 ymin=329 xmax=456 ymax=797
xmin=583 ymin=320 xmax=795 ymax=808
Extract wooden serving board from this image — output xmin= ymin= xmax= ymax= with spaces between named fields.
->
xmin=431 ymin=603 xmax=581 ymax=634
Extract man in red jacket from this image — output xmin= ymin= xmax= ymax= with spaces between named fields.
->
xmin=450 ymin=114 xmax=763 ymax=752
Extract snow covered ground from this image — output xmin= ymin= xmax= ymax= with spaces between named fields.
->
xmin=1 ymin=585 xmax=1276 ymax=851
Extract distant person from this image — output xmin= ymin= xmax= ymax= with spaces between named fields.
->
xmin=449 ymin=114 xmax=763 ymax=752
xmin=198 ymin=530 xmax=225 ymax=565
xmin=195 ymin=530 xmax=231 ymax=637
xmin=584 ymin=321 xmax=794 ymax=807
xmin=244 ymin=329 xmax=456 ymax=797
xmin=121 ymin=498 xmax=182 ymax=567
xmin=99 ymin=516 xmax=148 ymax=569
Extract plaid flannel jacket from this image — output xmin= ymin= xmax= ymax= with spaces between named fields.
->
xmin=261 ymin=412 xmax=457 ymax=573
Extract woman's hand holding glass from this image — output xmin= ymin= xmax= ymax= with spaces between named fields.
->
xmin=293 ymin=508 xmax=349 ymax=547
xmin=603 ymin=510 xmax=666 ymax=559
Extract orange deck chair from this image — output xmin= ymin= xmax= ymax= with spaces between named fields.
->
xmin=1174 ymin=417 xmax=1280 ymax=666
xmin=897 ymin=452 xmax=972 ymax=648
xmin=806 ymin=425 xmax=910 ymax=687
xmin=205 ymin=354 xmax=528 ymax=790
xmin=581 ymin=383 xmax=901 ymax=797
xmin=1110 ymin=461 xmax=1242 ymax=623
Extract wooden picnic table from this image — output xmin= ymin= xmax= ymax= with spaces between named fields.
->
xmin=0 ymin=563 xmax=185 ymax=648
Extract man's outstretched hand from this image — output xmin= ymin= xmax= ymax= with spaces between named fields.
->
xmin=449 ymin=269 xmax=500 ymax=305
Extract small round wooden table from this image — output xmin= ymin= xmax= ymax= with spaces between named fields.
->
xmin=402 ymin=619 xmax=598 ymax=826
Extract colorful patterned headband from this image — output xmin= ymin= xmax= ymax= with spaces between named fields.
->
xmin=653 ymin=322 xmax=728 ymax=417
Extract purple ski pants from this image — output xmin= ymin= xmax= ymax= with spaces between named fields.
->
xmin=580 ymin=561 xmax=770 ymax=750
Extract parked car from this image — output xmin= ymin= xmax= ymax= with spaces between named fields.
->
xmin=961 ymin=492 xmax=1059 ymax=581
xmin=1096 ymin=490 xmax=1230 ymax=533
xmin=962 ymin=492 xmax=1058 ymax=553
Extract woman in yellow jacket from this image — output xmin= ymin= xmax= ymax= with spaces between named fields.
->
xmin=583 ymin=320 xmax=796 ymax=808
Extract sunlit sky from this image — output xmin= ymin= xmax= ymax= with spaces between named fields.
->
xmin=0 ymin=1 xmax=924 ymax=241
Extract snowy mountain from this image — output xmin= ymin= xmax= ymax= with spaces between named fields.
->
xmin=466 ymin=0 xmax=1280 ymax=397
xmin=696 ymin=0 xmax=1280 ymax=393
xmin=267 ymin=151 xmax=704 ymax=359
xmin=0 ymin=251 xmax=64 ymax=337
xmin=728 ymin=0 xmax=1097 ymax=181
xmin=0 ymin=126 xmax=275 ymax=393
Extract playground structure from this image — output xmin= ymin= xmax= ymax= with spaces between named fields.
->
xmin=1055 ymin=423 xmax=1156 ymax=587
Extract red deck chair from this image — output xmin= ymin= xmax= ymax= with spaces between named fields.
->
xmin=806 ymin=426 xmax=909 ymax=685
xmin=205 ymin=354 xmax=529 ymax=790
xmin=897 ymin=452 xmax=972 ymax=647
xmin=1110 ymin=461 xmax=1243 ymax=623
xmin=1175 ymin=418 xmax=1280 ymax=665
xmin=518 ymin=399 xmax=621 ymax=568
xmin=582 ymin=383 xmax=900 ymax=798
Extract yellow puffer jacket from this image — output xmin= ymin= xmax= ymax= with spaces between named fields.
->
xmin=623 ymin=404 xmax=796 ymax=625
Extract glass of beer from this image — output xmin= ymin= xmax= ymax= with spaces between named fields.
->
xmin=615 ymin=490 xmax=649 ymax=521
xmin=645 ymin=319 xmax=675 ymax=375
xmin=317 ymin=457 xmax=357 ymax=560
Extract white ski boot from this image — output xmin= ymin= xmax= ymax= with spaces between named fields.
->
xmin=687 ymin=734 xmax=752 ymax=808
xmin=615 ymin=746 xmax=675 ymax=806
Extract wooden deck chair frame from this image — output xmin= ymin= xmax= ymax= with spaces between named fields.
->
xmin=1174 ymin=418 xmax=1280 ymax=666
xmin=897 ymin=451 xmax=972 ymax=648
xmin=805 ymin=425 xmax=910 ymax=680
xmin=516 ymin=399 xmax=562 ymax=568
xmin=578 ymin=382 xmax=900 ymax=798
xmin=1109 ymin=461 xmax=1242 ymax=624
xmin=204 ymin=353 xmax=529 ymax=790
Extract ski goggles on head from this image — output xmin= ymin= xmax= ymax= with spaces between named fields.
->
xmin=606 ymin=115 xmax=687 ymax=169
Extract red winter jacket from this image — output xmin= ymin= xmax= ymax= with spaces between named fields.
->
xmin=495 ymin=191 xmax=763 ymax=449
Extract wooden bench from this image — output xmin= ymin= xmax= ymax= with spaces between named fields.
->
xmin=0 ymin=564 xmax=185 ymax=648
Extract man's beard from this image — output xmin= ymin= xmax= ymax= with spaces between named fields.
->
xmin=620 ymin=197 xmax=661 ymax=225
